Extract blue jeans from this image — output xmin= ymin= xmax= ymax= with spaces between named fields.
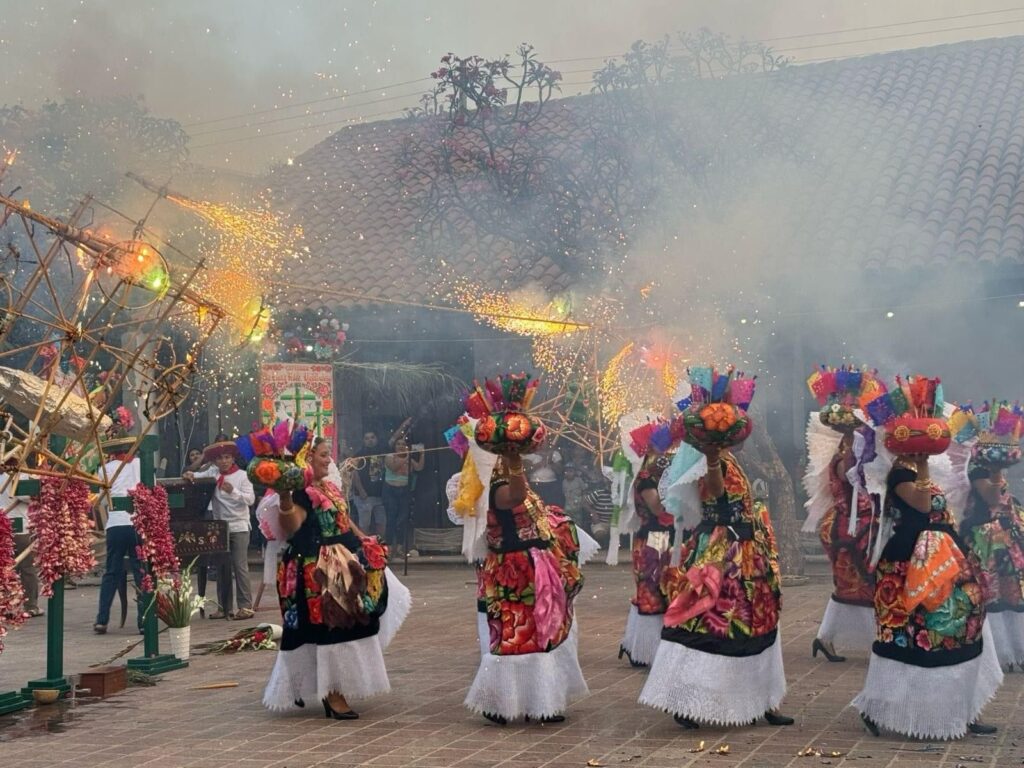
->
xmin=96 ymin=525 xmax=145 ymax=629
xmin=382 ymin=483 xmax=410 ymax=549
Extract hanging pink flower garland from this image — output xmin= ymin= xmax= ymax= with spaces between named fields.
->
xmin=0 ymin=514 xmax=26 ymax=654
xmin=129 ymin=483 xmax=179 ymax=592
xmin=28 ymin=477 xmax=96 ymax=597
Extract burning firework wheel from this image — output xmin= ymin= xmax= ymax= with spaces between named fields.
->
xmin=143 ymin=362 xmax=195 ymax=421
xmin=95 ymin=240 xmax=170 ymax=309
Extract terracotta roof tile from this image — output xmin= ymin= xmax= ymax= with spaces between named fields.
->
xmin=268 ymin=35 xmax=1024 ymax=308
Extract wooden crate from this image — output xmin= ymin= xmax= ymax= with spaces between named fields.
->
xmin=78 ymin=666 xmax=127 ymax=698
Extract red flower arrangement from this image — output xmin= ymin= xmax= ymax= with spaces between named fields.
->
xmin=28 ymin=477 xmax=96 ymax=596
xmin=0 ymin=514 xmax=26 ymax=654
xmin=130 ymin=483 xmax=179 ymax=592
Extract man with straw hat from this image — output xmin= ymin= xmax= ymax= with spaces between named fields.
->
xmin=185 ymin=439 xmax=256 ymax=620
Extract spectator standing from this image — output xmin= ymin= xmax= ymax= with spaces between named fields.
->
xmin=561 ymin=463 xmax=588 ymax=525
xmin=185 ymin=441 xmax=256 ymax=620
xmin=93 ymin=450 xmax=144 ymax=633
xmin=352 ymin=431 xmax=386 ymax=537
xmin=524 ymin=443 xmax=564 ymax=508
xmin=583 ymin=479 xmax=615 ymax=547
xmin=383 ymin=436 xmax=424 ymax=554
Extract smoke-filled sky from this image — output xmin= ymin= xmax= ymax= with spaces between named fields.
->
xmin=3 ymin=0 xmax=1022 ymax=173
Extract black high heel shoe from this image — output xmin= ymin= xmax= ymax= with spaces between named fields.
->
xmin=322 ymin=698 xmax=359 ymax=720
xmin=764 ymin=711 xmax=795 ymax=726
xmin=482 ymin=711 xmax=508 ymax=725
xmin=294 ymin=698 xmax=305 ymax=708
xmin=525 ymin=714 xmax=566 ymax=724
xmin=968 ymin=721 xmax=997 ymax=735
xmin=618 ymin=645 xmax=649 ymax=668
xmin=811 ymin=638 xmax=846 ymax=663
xmin=860 ymin=712 xmax=880 ymax=737
xmin=673 ymin=713 xmax=700 ymax=729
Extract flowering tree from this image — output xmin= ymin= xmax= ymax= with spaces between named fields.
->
xmin=400 ymin=45 xmax=610 ymax=277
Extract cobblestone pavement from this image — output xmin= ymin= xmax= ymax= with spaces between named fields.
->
xmin=1 ymin=561 xmax=1023 ymax=767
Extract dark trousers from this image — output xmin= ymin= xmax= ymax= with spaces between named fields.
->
xmin=382 ymin=483 xmax=410 ymax=549
xmin=96 ymin=525 xmax=144 ymax=629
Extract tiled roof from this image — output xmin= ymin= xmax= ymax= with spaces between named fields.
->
xmin=268 ymin=36 xmax=1024 ymax=308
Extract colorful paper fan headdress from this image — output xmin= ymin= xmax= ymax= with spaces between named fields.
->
xmin=628 ymin=417 xmax=677 ymax=458
xmin=673 ymin=366 xmax=756 ymax=449
xmin=807 ymin=365 xmax=884 ymax=432
xmin=951 ymin=399 xmax=1024 ymax=468
xmin=861 ymin=375 xmax=951 ymax=456
xmin=235 ymin=420 xmax=313 ymax=491
xmin=464 ymin=373 xmax=545 ymax=454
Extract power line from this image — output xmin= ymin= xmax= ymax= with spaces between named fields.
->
xmin=189 ymin=24 xmax=1024 ymax=152
xmin=183 ymin=8 xmax=1024 ymax=134
xmin=182 ymin=76 xmax=432 ymax=129
xmin=189 ymin=88 xmax=430 ymax=137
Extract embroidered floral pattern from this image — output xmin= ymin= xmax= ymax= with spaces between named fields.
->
xmin=480 ymin=485 xmax=583 ymax=656
xmin=661 ymin=454 xmax=781 ymax=640
xmin=630 ymin=455 xmax=674 ymax=615
xmin=962 ymin=478 xmax=1024 ymax=612
xmin=874 ymin=476 xmax=986 ymax=658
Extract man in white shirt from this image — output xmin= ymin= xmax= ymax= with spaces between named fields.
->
xmin=94 ymin=453 xmax=144 ymax=634
xmin=1 ymin=476 xmax=40 ymax=617
xmin=185 ymin=441 xmax=255 ymax=620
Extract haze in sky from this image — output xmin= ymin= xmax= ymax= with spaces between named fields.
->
xmin=2 ymin=0 xmax=1023 ymax=172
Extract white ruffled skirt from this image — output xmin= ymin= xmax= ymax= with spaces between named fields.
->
xmin=815 ymin=598 xmax=875 ymax=653
xmin=851 ymin=622 xmax=1003 ymax=740
xmin=619 ymin=604 xmax=663 ymax=666
xmin=638 ymin=633 xmax=787 ymax=726
xmin=262 ymin=568 xmax=411 ymax=711
xmin=986 ymin=610 xmax=1024 ymax=668
xmin=465 ymin=617 xmax=589 ymax=719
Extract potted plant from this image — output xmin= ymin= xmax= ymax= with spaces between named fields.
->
xmin=153 ymin=557 xmax=205 ymax=660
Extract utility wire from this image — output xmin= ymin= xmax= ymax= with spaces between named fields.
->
xmin=190 ymin=21 xmax=1024 ymax=151
xmin=184 ymin=7 xmax=1024 ymax=132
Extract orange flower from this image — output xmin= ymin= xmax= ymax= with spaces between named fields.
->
xmin=504 ymin=413 xmax=532 ymax=441
xmin=253 ymin=460 xmax=282 ymax=485
xmin=700 ymin=403 xmax=737 ymax=432
xmin=475 ymin=415 xmax=497 ymax=443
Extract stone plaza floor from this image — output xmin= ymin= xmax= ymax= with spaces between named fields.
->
xmin=1 ymin=560 xmax=1022 ymax=767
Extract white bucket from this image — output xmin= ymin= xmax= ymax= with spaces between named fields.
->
xmin=168 ymin=625 xmax=191 ymax=661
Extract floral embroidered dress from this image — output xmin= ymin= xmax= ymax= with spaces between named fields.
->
xmin=852 ymin=466 xmax=1002 ymax=739
xmin=464 ymin=478 xmax=589 ymax=720
xmin=815 ymin=458 xmax=877 ymax=651
xmin=620 ymin=453 xmax=674 ymax=666
xmin=262 ymin=481 xmax=411 ymax=711
xmin=960 ymin=465 xmax=1024 ymax=667
xmin=638 ymin=453 xmax=786 ymax=725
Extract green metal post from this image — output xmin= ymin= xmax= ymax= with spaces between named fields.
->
xmin=128 ymin=434 xmax=186 ymax=673
xmin=21 ymin=578 xmax=70 ymax=698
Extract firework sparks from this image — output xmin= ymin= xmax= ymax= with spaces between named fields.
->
xmin=165 ymin=193 xmax=303 ymax=252
xmin=448 ymin=277 xmax=588 ymax=336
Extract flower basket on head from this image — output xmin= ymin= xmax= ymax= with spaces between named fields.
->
xmin=464 ymin=373 xmax=545 ymax=455
xmin=807 ymin=365 xmax=884 ymax=433
xmin=235 ymin=421 xmax=312 ymax=492
xmin=674 ymin=366 xmax=756 ymax=450
xmin=863 ymin=375 xmax=950 ymax=456
xmin=952 ymin=399 xmax=1024 ymax=469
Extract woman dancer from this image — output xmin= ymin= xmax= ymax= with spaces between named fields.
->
xmin=465 ymin=452 xmax=588 ymax=724
xmin=958 ymin=401 xmax=1024 ymax=671
xmin=619 ymin=449 xmax=674 ymax=668
xmin=640 ymin=440 xmax=791 ymax=728
xmin=262 ymin=438 xmax=410 ymax=719
xmin=853 ymin=380 xmax=1001 ymax=739
xmin=806 ymin=428 xmax=877 ymax=662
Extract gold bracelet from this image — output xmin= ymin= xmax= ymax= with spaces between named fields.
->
xmin=913 ymin=479 xmax=931 ymax=490
xmin=707 ymin=460 xmax=722 ymax=470
xmin=508 ymin=467 xmax=526 ymax=477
